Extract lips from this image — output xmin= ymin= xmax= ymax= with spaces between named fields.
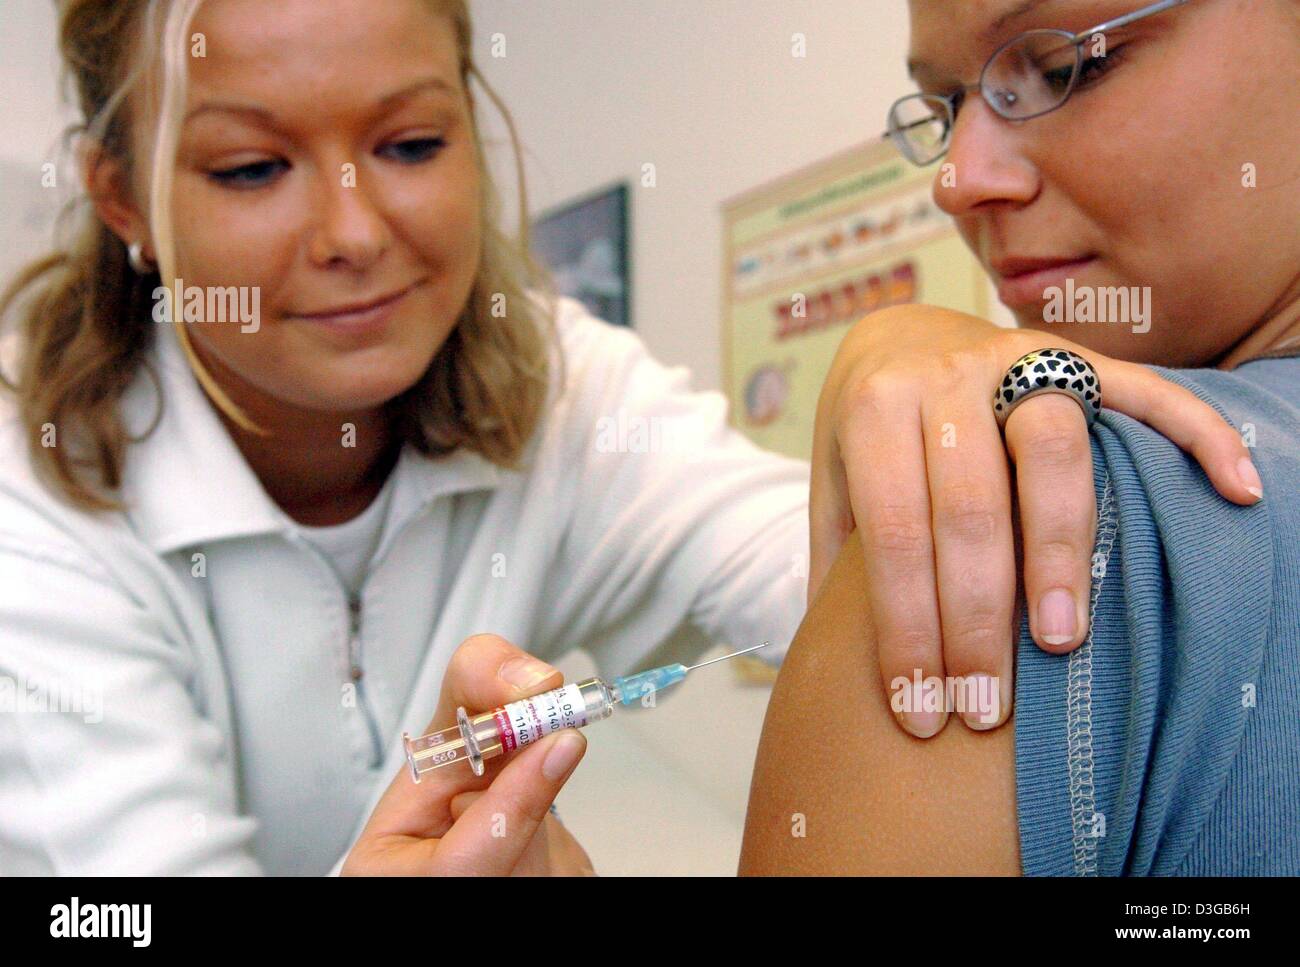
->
xmin=285 ymin=279 xmax=425 ymax=340
xmin=294 ymin=281 xmax=421 ymax=320
xmin=991 ymin=255 xmax=1097 ymax=308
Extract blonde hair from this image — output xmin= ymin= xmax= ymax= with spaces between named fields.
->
xmin=0 ymin=0 xmax=557 ymax=511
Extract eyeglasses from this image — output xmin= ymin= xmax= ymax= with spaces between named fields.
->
xmin=884 ymin=0 xmax=1193 ymax=166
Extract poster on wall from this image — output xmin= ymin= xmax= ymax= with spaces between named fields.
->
xmin=532 ymin=182 xmax=631 ymax=327
xmin=721 ymin=139 xmax=989 ymax=461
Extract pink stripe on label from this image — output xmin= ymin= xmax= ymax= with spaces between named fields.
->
xmin=494 ymin=708 xmax=517 ymax=752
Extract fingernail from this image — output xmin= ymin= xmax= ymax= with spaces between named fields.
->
xmin=1237 ymin=457 xmax=1263 ymax=500
xmin=498 ymin=656 xmax=556 ymax=690
xmin=899 ymin=682 xmax=946 ymax=739
xmin=542 ymin=730 xmax=584 ymax=780
xmin=960 ymin=673 xmax=1005 ymax=730
xmin=1038 ymin=588 xmax=1078 ymax=645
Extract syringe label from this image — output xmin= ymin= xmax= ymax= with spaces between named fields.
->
xmin=495 ymin=683 xmax=587 ymax=752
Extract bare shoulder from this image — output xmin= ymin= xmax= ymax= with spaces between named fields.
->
xmin=739 ymin=530 xmax=1021 ymax=875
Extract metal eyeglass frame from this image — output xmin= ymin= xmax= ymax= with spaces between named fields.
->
xmin=883 ymin=0 xmax=1193 ymax=166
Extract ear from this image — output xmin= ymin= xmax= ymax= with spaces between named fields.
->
xmin=79 ymin=139 xmax=153 ymax=261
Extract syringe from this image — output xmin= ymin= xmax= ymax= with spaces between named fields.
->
xmin=402 ymin=641 xmax=770 ymax=780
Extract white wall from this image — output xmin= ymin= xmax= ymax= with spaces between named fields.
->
xmin=0 ymin=0 xmax=73 ymax=168
xmin=0 ymin=0 xmax=81 ymax=291
xmin=470 ymin=0 xmax=936 ymax=387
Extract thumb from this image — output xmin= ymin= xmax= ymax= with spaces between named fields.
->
xmin=431 ymin=634 xmax=564 ymax=730
xmin=435 ymin=729 xmax=587 ymax=875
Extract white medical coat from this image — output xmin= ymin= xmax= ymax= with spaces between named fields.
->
xmin=0 ymin=294 xmax=810 ymax=873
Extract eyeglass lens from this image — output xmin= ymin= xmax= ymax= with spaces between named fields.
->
xmin=890 ymin=29 xmax=1083 ymax=163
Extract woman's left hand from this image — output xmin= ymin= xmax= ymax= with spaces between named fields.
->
xmin=810 ymin=303 xmax=1262 ymax=738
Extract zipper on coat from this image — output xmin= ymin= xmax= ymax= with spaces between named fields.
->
xmin=288 ymin=503 xmax=435 ymax=770
xmin=347 ymin=589 xmax=386 ymax=768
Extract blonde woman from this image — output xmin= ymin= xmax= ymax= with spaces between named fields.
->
xmin=0 ymin=0 xmax=1258 ymax=875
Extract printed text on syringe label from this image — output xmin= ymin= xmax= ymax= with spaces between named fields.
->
xmin=494 ymin=683 xmax=588 ymax=752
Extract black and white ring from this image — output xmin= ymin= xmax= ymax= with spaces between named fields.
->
xmin=993 ymin=348 xmax=1102 ymax=429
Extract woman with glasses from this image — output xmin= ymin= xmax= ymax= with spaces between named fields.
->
xmin=742 ymin=0 xmax=1299 ymax=875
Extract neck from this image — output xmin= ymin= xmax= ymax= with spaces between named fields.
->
xmin=1218 ymin=272 xmax=1300 ymax=369
xmin=189 ymin=338 xmax=400 ymax=526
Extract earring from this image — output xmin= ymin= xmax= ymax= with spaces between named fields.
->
xmin=127 ymin=240 xmax=156 ymax=274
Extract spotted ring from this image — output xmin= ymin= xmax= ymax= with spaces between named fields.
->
xmin=993 ymin=348 xmax=1102 ymax=429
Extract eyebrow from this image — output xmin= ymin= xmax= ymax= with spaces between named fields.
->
xmin=183 ymin=76 xmax=458 ymax=125
xmin=907 ymin=0 xmax=1057 ymax=78
xmin=984 ymin=0 xmax=1056 ymax=39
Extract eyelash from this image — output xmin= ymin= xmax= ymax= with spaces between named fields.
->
xmin=934 ymin=42 xmax=1128 ymax=112
xmin=1048 ymin=43 xmax=1126 ymax=91
xmin=208 ymin=136 xmax=448 ymax=189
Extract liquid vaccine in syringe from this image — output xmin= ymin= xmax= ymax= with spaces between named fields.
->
xmin=402 ymin=642 xmax=769 ymax=780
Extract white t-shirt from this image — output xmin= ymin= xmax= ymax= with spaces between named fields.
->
xmin=295 ymin=471 xmax=397 ymax=598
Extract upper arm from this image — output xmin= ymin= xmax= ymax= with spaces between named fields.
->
xmin=739 ymin=529 xmax=1020 ymax=876
xmin=0 ymin=533 xmax=263 ymax=874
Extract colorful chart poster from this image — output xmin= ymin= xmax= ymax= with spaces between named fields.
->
xmin=722 ymin=139 xmax=989 ymax=460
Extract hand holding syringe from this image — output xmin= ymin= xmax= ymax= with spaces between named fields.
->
xmin=403 ymin=641 xmax=770 ymax=780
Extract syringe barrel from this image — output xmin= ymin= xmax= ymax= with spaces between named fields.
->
xmin=460 ymin=677 xmax=615 ymax=774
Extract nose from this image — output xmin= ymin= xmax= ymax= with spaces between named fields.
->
xmin=931 ymin=95 xmax=1040 ymax=218
xmin=307 ymin=165 xmax=392 ymax=271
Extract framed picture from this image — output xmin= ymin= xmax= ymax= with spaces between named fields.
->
xmin=532 ymin=182 xmax=631 ymax=327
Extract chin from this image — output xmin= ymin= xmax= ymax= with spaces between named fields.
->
xmin=340 ymin=374 xmax=427 ymax=411
xmin=281 ymin=362 xmax=429 ymax=413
